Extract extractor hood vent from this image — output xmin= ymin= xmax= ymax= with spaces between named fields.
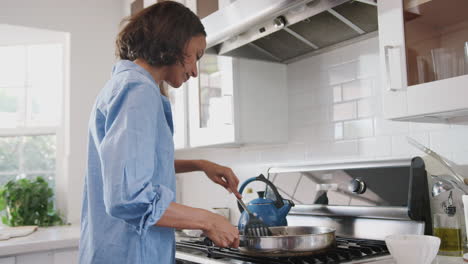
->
xmin=202 ymin=0 xmax=378 ymax=64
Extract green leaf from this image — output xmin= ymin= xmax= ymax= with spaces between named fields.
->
xmin=0 ymin=176 xmax=63 ymax=227
xmin=0 ymin=189 xmax=5 ymax=212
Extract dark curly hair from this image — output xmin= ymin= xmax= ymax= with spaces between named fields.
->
xmin=116 ymin=1 xmax=206 ymax=67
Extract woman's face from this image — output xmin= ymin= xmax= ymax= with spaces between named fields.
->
xmin=165 ymin=35 xmax=206 ymax=88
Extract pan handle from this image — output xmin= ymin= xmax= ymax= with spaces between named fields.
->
xmin=239 ymin=240 xmax=246 ymax=247
xmin=203 ymin=237 xmax=246 ymax=248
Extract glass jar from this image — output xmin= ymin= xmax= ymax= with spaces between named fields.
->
xmin=434 ymin=193 xmax=463 ymax=257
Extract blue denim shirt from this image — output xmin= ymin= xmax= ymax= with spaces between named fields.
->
xmin=79 ymin=60 xmax=176 ymax=263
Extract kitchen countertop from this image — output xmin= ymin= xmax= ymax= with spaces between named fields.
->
xmin=0 ymin=225 xmax=80 ymax=257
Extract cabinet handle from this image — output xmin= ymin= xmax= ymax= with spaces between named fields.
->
xmin=384 ymin=45 xmax=404 ymax=92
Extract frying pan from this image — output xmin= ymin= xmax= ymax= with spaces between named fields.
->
xmin=239 ymin=226 xmax=336 ymax=257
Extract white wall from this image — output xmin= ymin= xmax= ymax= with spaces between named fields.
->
xmin=176 ymin=36 xmax=468 ymax=224
xmin=0 ymin=0 xmax=124 ymax=224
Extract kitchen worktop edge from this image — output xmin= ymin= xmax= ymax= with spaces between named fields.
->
xmin=0 ymin=225 xmax=80 ymax=257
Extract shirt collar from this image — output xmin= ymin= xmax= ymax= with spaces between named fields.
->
xmin=112 ymin=60 xmax=157 ymax=86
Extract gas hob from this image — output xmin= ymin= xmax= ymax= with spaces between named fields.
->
xmin=176 ymin=237 xmax=391 ymax=264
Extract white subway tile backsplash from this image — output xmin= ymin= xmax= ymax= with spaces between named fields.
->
xmin=335 ymin=122 xmax=344 ymax=140
xmin=357 ymin=54 xmax=380 ymax=79
xmin=391 ymin=133 xmax=429 ymax=157
xmin=356 ymin=38 xmax=380 ymax=79
xmin=290 ymin=105 xmax=329 ymax=128
xmin=429 ymin=130 xmax=453 ymax=157
xmin=259 ymin=144 xmax=308 ymax=163
xmin=328 ymin=61 xmax=357 ymax=85
xmin=333 ymin=85 xmax=342 ymax=102
xmin=451 ymin=152 xmax=468 ymax=172
xmin=358 ymin=136 xmax=392 ymax=157
xmin=343 ymin=118 xmax=374 ymax=139
xmin=374 ymin=118 xmax=409 ymax=136
xmin=316 ymin=123 xmax=337 ymax=141
xmin=448 ymin=128 xmax=468 ymax=151
xmin=317 ymin=50 xmax=342 ymax=70
xmin=333 ymin=101 xmax=357 ymax=121
xmin=315 ymin=85 xmax=334 ymax=105
xmin=357 ymin=99 xmax=375 ymax=118
xmin=332 ymin=140 xmax=360 ymax=157
xmin=358 ymin=37 xmax=379 ymax=54
xmin=409 ymin=122 xmax=450 ymax=132
xmin=306 ymin=140 xmax=359 ymax=159
xmin=342 ymin=79 xmax=373 ymax=100
xmin=289 ymin=125 xmax=316 ymax=143
xmin=430 ymin=127 xmax=468 ymax=157
xmin=289 ymin=90 xmax=317 ymax=110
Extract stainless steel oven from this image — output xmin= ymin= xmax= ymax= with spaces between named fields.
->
xmin=176 ymin=157 xmax=432 ymax=264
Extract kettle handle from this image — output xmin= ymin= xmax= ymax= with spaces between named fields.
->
xmin=238 ymin=174 xmax=285 ymax=212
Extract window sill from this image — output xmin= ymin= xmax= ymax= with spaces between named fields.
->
xmin=0 ymin=225 xmax=79 ymax=257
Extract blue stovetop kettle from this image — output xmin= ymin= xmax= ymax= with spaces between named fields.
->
xmin=237 ymin=174 xmax=294 ymax=230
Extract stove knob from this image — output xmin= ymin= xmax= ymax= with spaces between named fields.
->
xmin=349 ymin=178 xmax=366 ymax=194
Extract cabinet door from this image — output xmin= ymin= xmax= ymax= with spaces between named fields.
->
xmin=53 ymin=248 xmax=78 ymax=264
xmin=379 ymin=0 xmax=468 ymax=121
xmin=378 ymin=0 xmax=409 ymax=119
xmin=188 ymin=55 xmax=236 ymax=147
xmin=168 ymin=85 xmax=187 ymax=150
xmin=403 ymin=0 xmax=468 ymax=120
xmin=0 ymin=257 xmax=14 ymax=264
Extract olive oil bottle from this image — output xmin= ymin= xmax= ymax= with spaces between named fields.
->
xmin=434 ymin=227 xmax=462 ymax=255
xmin=434 ymin=191 xmax=463 ymax=256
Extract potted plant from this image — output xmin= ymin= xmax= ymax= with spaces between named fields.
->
xmin=0 ymin=176 xmax=63 ymax=227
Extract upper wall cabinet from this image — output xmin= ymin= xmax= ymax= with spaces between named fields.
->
xmin=378 ymin=0 xmax=468 ymax=123
xmin=187 ymin=55 xmax=288 ymax=147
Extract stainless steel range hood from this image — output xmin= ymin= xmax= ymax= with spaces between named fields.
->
xmin=202 ymin=0 xmax=378 ymax=64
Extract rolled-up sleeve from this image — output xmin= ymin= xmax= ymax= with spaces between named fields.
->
xmin=98 ymin=82 xmax=174 ymax=235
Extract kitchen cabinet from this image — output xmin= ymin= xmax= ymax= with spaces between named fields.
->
xmin=187 ymin=55 xmax=288 ymax=147
xmin=378 ymin=0 xmax=468 ymax=123
xmin=0 ymin=248 xmax=78 ymax=264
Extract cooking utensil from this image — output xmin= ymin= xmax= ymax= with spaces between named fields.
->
xmin=236 ymin=196 xmax=272 ymax=237
xmin=239 ymin=226 xmax=336 ymax=257
xmin=407 ymin=137 xmax=468 ymax=185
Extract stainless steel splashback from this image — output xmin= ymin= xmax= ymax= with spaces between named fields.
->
xmin=202 ymin=0 xmax=378 ymax=63
xmin=263 ymin=158 xmax=433 ymax=238
xmin=287 ymin=214 xmax=426 ymax=240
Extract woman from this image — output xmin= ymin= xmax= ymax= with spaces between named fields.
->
xmin=79 ymin=2 xmax=241 ymax=263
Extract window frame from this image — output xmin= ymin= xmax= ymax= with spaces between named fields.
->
xmin=0 ymin=36 xmax=68 ymax=221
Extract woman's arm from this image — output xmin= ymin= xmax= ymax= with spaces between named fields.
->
xmin=156 ymin=202 xmax=239 ymax=248
xmin=175 ymin=160 xmax=242 ymax=199
xmin=174 ymin=159 xmax=204 ymax=174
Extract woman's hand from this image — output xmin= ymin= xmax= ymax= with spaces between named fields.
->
xmin=202 ymin=211 xmax=240 ymax=248
xmin=199 ymin=160 xmax=242 ymax=199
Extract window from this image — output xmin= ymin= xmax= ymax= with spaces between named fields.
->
xmin=0 ymin=42 xmax=63 ymax=188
